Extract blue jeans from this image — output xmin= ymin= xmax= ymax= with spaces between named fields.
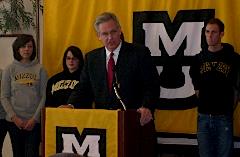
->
xmin=197 ymin=113 xmax=233 ymax=157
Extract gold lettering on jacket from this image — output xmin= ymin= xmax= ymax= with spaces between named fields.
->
xmin=14 ymin=72 xmax=37 ymax=86
xmin=51 ymin=80 xmax=79 ymax=94
xmin=200 ymin=62 xmax=231 ymax=77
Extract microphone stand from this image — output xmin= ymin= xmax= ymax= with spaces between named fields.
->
xmin=113 ymin=72 xmax=127 ymax=111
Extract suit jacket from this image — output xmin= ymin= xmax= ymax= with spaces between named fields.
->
xmin=68 ymin=41 xmax=160 ymax=110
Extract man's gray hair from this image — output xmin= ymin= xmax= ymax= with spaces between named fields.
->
xmin=94 ymin=12 xmax=121 ymax=33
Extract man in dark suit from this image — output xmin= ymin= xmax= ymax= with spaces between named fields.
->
xmin=68 ymin=12 xmax=159 ymax=157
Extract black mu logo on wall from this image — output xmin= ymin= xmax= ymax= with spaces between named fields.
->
xmin=133 ymin=9 xmax=215 ymax=110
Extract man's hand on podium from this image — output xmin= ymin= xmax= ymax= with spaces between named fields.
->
xmin=137 ymin=107 xmax=153 ymax=126
xmin=58 ymin=104 xmax=74 ymax=109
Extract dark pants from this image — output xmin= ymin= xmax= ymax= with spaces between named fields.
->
xmin=0 ymin=119 xmax=8 ymax=157
xmin=7 ymin=122 xmax=41 ymax=157
xmin=139 ymin=120 xmax=157 ymax=157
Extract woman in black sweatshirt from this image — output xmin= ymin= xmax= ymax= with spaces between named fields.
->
xmin=45 ymin=46 xmax=84 ymax=107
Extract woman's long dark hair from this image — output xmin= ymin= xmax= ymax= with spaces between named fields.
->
xmin=62 ymin=46 xmax=84 ymax=72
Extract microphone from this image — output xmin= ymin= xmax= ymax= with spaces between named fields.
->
xmin=113 ymin=69 xmax=126 ymax=111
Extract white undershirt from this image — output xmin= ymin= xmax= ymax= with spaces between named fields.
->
xmin=105 ymin=42 xmax=122 ymax=71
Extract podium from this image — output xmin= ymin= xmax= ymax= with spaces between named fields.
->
xmin=42 ymin=108 xmax=151 ymax=157
xmin=118 ymin=109 xmax=141 ymax=157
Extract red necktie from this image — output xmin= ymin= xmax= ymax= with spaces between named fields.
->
xmin=107 ymin=52 xmax=115 ymax=93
